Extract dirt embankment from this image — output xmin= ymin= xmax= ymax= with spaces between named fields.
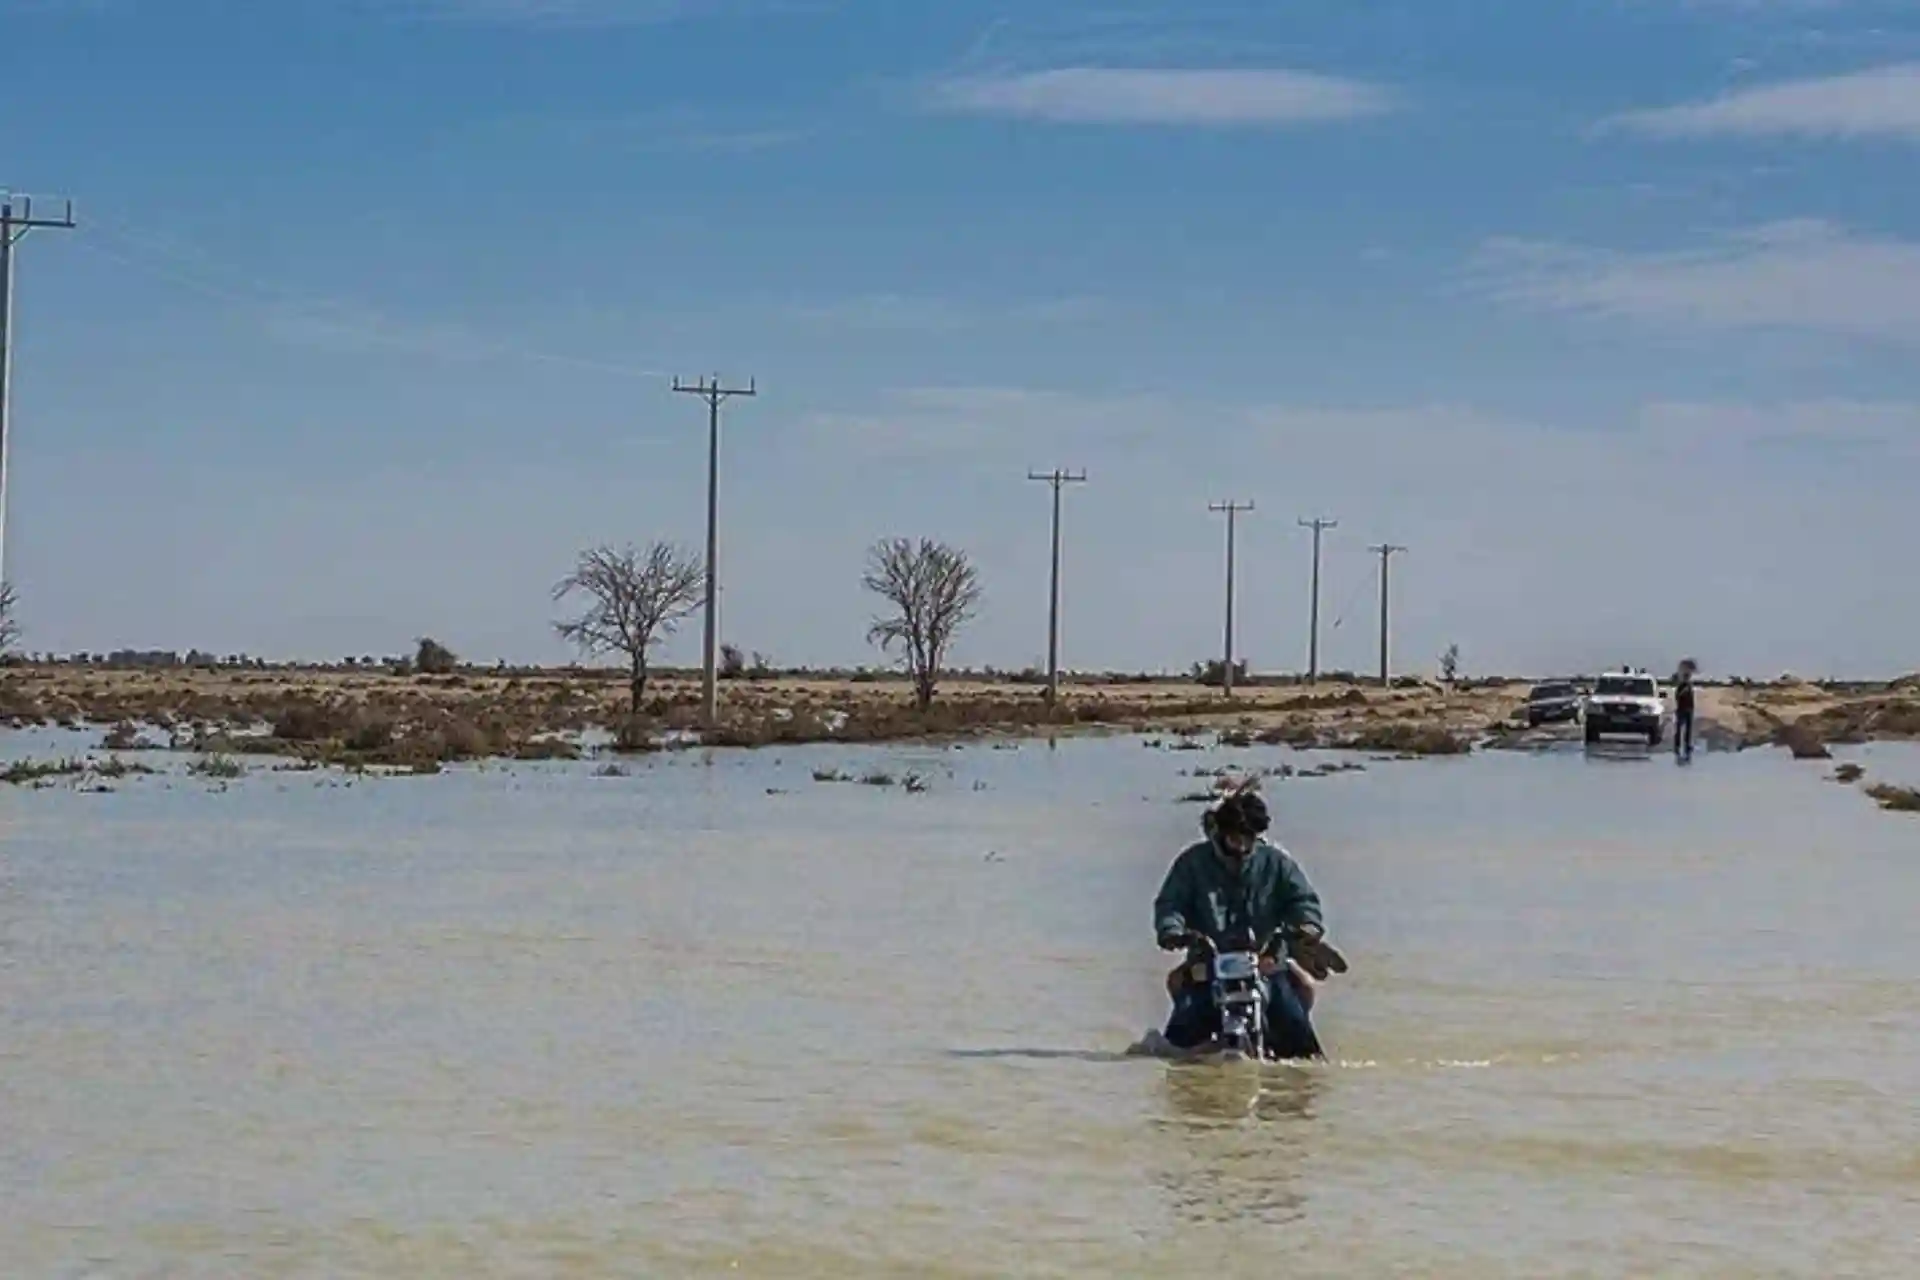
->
xmin=1702 ymin=680 xmax=1920 ymax=755
xmin=0 ymin=664 xmax=1528 ymax=768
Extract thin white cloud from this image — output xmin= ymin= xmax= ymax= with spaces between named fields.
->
xmin=923 ymin=67 xmax=1396 ymax=126
xmin=1638 ymin=399 xmax=1920 ymax=455
xmin=1604 ymin=62 xmax=1920 ymax=141
xmin=1474 ymin=219 xmax=1920 ymax=345
xmin=800 ymin=386 xmax=1920 ymax=472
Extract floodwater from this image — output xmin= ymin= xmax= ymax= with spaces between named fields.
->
xmin=4 ymin=730 xmax=1920 ymax=1278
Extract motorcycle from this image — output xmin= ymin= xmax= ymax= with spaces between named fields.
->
xmin=1189 ymin=928 xmax=1275 ymax=1059
xmin=1149 ymin=922 xmax=1346 ymax=1063
xmin=1157 ymin=927 xmax=1284 ymax=1061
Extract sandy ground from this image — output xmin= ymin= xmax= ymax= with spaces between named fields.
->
xmin=2 ymin=663 xmax=1917 ymax=767
xmin=0 ymin=664 xmax=1515 ymax=735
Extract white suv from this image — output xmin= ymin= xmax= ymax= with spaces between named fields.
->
xmin=1583 ymin=671 xmax=1667 ymax=747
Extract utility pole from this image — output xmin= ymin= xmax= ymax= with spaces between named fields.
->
xmin=671 ymin=373 xmax=756 ymax=728
xmin=1 ymin=193 xmax=77 ymax=593
xmin=1368 ymin=543 xmax=1407 ymax=687
xmin=1027 ymin=467 xmax=1087 ymax=708
xmin=1209 ymin=500 xmax=1254 ymax=697
xmin=1298 ymin=517 xmax=1337 ymax=684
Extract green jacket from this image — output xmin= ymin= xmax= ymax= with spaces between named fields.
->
xmin=1154 ymin=839 xmax=1325 ymax=953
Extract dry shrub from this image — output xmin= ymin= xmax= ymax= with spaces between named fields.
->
xmin=101 ymin=721 xmax=153 ymax=751
xmin=1271 ymin=688 xmax=1368 ymax=713
xmin=343 ymin=714 xmax=395 ymax=752
xmin=189 ymin=728 xmax=248 ymax=755
xmin=835 ymin=693 xmax=1216 ymax=742
xmin=1781 ymin=696 xmax=1920 ymax=746
xmin=1774 ymin=720 xmax=1832 ymax=760
xmin=660 ymin=703 xmax=706 ymax=731
xmin=703 ymin=709 xmax=847 ymax=748
xmin=611 ymin=717 xmax=658 ymax=754
xmin=1256 ymin=719 xmax=1324 ymax=749
xmin=272 ymin=699 xmax=351 ymax=742
xmin=1 ymin=689 xmax=49 ymax=724
xmin=1866 ymin=700 xmax=1920 ymax=736
xmin=701 ymin=721 xmax=780 ymax=748
xmin=434 ymin=713 xmax=502 ymax=760
xmin=1864 ymin=782 xmax=1920 ymax=812
xmin=414 ymin=637 xmax=458 ymax=676
xmin=514 ymin=737 xmax=581 ymax=761
xmin=3 ymin=757 xmax=88 ymax=785
xmin=189 ymin=753 xmax=244 ymax=779
xmin=1334 ymin=722 xmax=1471 ymax=755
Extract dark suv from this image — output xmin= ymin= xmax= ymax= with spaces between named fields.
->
xmin=1525 ymin=680 xmax=1584 ymax=728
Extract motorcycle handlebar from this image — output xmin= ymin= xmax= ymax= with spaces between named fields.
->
xmin=1177 ymin=929 xmax=1292 ymax=958
xmin=1169 ymin=923 xmax=1347 ymax=978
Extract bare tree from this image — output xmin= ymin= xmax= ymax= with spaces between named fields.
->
xmin=552 ymin=543 xmax=706 ymax=715
xmin=0 ymin=581 xmax=17 ymax=657
xmin=862 ymin=537 xmax=982 ymax=710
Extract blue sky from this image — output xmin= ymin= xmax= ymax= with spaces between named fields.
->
xmin=4 ymin=0 xmax=1920 ymax=678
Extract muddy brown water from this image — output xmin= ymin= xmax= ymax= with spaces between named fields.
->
xmin=4 ymin=730 xmax=1919 ymax=1277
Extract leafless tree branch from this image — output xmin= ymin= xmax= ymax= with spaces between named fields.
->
xmin=862 ymin=537 xmax=981 ymax=710
xmin=551 ymin=542 xmax=706 ymax=715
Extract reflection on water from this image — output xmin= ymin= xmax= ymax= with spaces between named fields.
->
xmin=4 ymin=731 xmax=1920 ymax=1276
xmin=1152 ymin=1065 xmax=1318 ymax=1228
xmin=1160 ymin=1060 xmax=1320 ymax=1127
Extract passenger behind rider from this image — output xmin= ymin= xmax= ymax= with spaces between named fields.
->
xmin=1153 ymin=790 xmax=1334 ymax=1060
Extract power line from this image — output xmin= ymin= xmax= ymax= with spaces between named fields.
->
xmin=1328 ymin=555 xmax=1374 ymax=633
xmin=1298 ymin=517 xmax=1337 ymax=684
xmin=1027 ymin=467 xmax=1087 ymax=708
xmin=1209 ymin=500 xmax=1254 ymax=697
xmin=1368 ymin=542 xmax=1407 ymax=687
xmin=1 ymin=192 xmax=77 ymax=596
xmin=672 ymin=373 xmax=757 ymax=728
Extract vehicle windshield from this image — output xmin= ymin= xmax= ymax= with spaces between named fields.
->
xmin=1530 ymin=683 xmax=1576 ymax=700
xmin=1594 ymin=675 xmax=1657 ymax=697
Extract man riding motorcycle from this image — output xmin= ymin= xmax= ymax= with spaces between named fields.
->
xmin=1154 ymin=789 xmax=1345 ymax=1061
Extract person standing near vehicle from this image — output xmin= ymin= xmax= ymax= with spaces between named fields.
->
xmin=1672 ymin=660 xmax=1697 ymax=757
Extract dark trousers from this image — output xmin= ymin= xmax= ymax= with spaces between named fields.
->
xmin=1675 ymin=704 xmax=1694 ymax=754
xmin=1164 ymin=969 xmax=1324 ymax=1061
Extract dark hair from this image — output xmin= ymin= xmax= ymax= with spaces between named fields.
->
xmin=1213 ymin=791 xmax=1270 ymax=838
